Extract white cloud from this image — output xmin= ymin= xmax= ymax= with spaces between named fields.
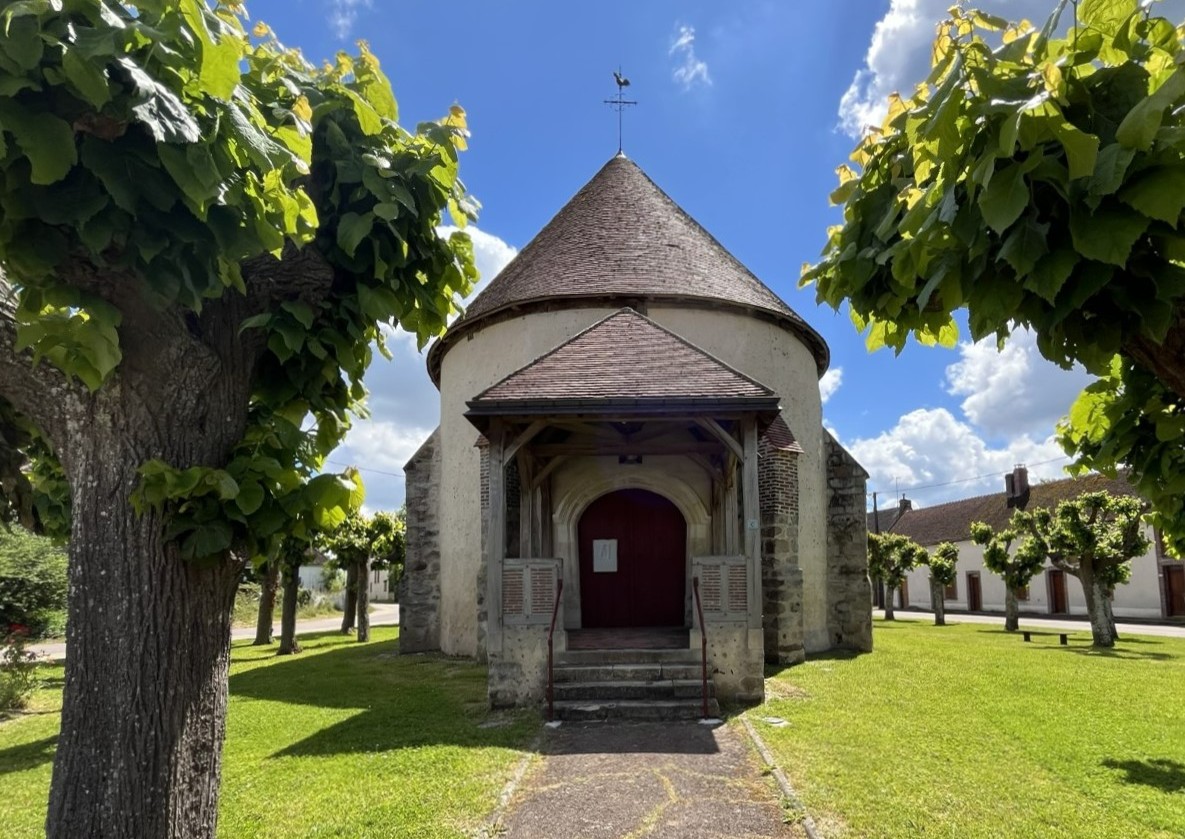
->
xmin=838 ymin=0 xmax=1185 ymax=137
xmin=944 ymin=328 xmax=1091 ymax=440
xmin=327 ymin=0 xmax=372 ymax=40
xmin=670 ymin=24 xmax=711 ymax=90
xmin=332 ymin=226 xmax=517 ymax=511
xmin=849 ymin=407 xmax=1068 ymax=506
xmin=819 ymin=367 xmax=843 ymax=404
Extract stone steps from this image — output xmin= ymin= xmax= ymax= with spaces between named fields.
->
xmin=552 ymin=698 xmax=720 ymax=722
xmin=550 ymin=649 xmax=717 ymax=721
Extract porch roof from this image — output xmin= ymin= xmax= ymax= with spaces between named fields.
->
xmin=466 ymin=308 xmax=779 ymax=420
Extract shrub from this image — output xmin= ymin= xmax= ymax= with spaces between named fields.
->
xmin=0 ymin=528 xmax=67 ymax=638
xmin=320 ymin=565 xmax=346 ymax=593
xmin=0 ymin=631 xmax=39 ymax=714
xmin=296 ymin=588 xmax=312 ymax=608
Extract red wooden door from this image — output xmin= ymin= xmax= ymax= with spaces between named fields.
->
xmin=1165 ymin=566 xmax=1185 ymax=617
xmin=1049 ymin=569 xmax=1068 ymax=614
xmin=578 ymin=489 xmax=686 ymax=628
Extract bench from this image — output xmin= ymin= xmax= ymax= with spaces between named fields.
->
xmin=1021 ymin=631 xmax=1070 ymax=644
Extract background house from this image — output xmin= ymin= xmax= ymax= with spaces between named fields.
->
xmin=891 ymin=467 xmax=1185 ymax=620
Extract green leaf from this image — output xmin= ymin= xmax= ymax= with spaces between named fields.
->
xmin=181 ymin=521 xmax=233 ymax=560
xmin=0 ymin=102 xmax=77 ymax=185
xmin=235 ymin=480 xmax=265 ymax=516
xmin=115 ymin=57 xmax=201 ymax=144
xmin=1052 ymin=121 xmax=1099 ymax=181
xmin=1026 ymin=248 xmax=1078 ymax=304
xmin=998 ymin=216 xmax=1050 ymax=277
xmin=179 ymin=0 xmax=241 ymax=100
xmin=62 ymin=48 xmax=111 ymax=108
xmin=280 ymin=300 xmax=315 ymax=329
xmin=1118 ymin=168 xmax=1185 ymax=225
xmin=1069 ymin=207 xmax=1148 ymax=267
xmin=1088 ymin=143 xmax=1134 ymax=197
xmin=977 ymin=163 xmax=1028 ymax=234
xmin=1115 ymin=68 xmax=1185 ymax=151
xmin=0 ymin=14 xmax=43 ymax=70
xmin=336 ymin=212 xmax=374 ymax=257
xmin=1078 ymin=0 xmax=1139 ymax=35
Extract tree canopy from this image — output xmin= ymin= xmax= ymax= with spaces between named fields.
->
xmin=802 ymin=0 xmax=1185 ymax=555
xmin=868 ymin=532 xmax=927 ymax=618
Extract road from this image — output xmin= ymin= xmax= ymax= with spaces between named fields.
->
xmin=27 ymin=602 xmax=401 ymax=661
xmin=880 ymin=608 xmax=1185 ymax=638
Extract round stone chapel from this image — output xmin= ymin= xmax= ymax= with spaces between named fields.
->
xmin=400 ymin=154 xmax=872 ymax=714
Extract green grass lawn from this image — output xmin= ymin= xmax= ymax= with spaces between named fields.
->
xmin=0 ymin=627 xmax=538 ymax=838
xmin=753 ymin=619 xmax=1185 ymax=839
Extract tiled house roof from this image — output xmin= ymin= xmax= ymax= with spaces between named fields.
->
xmin=762 ymin=416 xmax=803 ymax=453
xmin=429 ymin=154 xmax=829 ymax=383
xmin=469 ymin=308 xmax=777 ymax=410
xmin=888 ymin=472 xmax=1142 ymax=546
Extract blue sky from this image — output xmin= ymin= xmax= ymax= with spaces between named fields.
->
xmin=247 ymin=0 xmax=1181 ymax=512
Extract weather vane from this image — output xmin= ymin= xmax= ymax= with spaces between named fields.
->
xmin=603 ymin=68 xmax=637 ymax=154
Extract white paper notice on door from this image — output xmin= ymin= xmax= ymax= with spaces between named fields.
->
xmin=593 ymin=539 xmax=618 ymax=573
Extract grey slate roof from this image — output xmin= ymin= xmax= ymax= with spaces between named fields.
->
xmin=888 ymin=473 xmax=1142 ymax=546
xmin=428 ymin=154 xmax=829 ymax=384
xmin=470 ymin=308 xmax=776 ymax=407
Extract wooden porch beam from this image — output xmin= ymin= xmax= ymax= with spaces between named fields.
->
xmin=695 ymin=417 xmax=744 ymax=461
xmin=532 ymin=442 xmax=725 ymax=457
xmin=504 ymin=419 xmax=548 ymax=463
xmin=530 ymin=455 xmax=569 ymax=490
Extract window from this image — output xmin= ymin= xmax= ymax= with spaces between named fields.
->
xmin=944 ymin=580 xmax=957 ymax=600
xmin=1014 ymin=585 xmax=1029 ymax=602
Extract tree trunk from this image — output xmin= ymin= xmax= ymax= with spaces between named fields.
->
xmin=1078 ymin=564 xmax=1116 ymax=647
xmin=278 ymin=562 xmax=301 ymax=656
xmin=930 ymin=578 xmax=945 ymax=626
xmin=355 ymin=560 xmax=371 ymax=642
xmin=253 ymin=561 xmax=279 ymax=645
xmin=1103 ymin=588 xmax=1120 ymax=641
xmin=1004 ymin=588 xmax=1019 ymax=632
xmin=883 ymin=580 xmax=896 ymax=620
xmin=340 ymin=563 xmax=358 ymax=633
xmin=46 ymin=404 xmax=243 ymax=839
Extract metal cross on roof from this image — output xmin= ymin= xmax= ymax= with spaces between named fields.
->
xmin=603 ymin=68 xmax=637 ymax=154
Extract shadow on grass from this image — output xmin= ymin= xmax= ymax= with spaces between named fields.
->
xmin=764 ymin=646 xmax=869 ymax=680
xmin=1036 ymin=646 xmax=1174 ymax=662
xmin=0 ymin=735 xmax=56 ymax=776
xmin=1102 ymin=757 xmax=1185 ymax=793
xmin=228 ymin=632 xmax=538 ymax=759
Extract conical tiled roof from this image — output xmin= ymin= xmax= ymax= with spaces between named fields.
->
xmin=428 ymin=154 xmax=828 ymax=383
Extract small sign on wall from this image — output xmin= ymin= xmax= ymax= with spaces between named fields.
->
xmin=593 ymin=539 xmax=618 ymax=573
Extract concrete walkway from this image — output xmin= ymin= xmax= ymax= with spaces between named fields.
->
xmin=494 ymin=721 xmax=800 ymax=839
xmin=27 ymin=602 xmax=401 ymax=661
xmin=879 ymin=608 xmax=1185 ymax=638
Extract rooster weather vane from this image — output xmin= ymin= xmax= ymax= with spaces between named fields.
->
xmin=604 ymin=69 xmax=637 ymax=154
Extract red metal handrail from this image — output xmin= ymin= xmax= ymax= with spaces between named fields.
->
xmin=546 ymin=577 xmax=564 ymax=721
xmin=692 ymin=576 xmax=709 ymax=719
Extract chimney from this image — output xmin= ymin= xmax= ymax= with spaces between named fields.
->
xmin=1005 ymin=464 xmax=1030 ymax=508
xmin=898 ymin=497 xmax=912 ymax=513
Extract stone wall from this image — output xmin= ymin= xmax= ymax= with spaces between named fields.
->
xmin=400 ymin=428 xmax=442 ymax=653
xmin=488 ymin=626 xmax=553 ymax=707
xmin=759 ymin=440 xmax=804 ymax=665
xmin=824 ymin=432 xmax=873 ymax=651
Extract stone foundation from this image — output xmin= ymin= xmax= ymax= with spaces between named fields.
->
xmin=488 ymin=626 xmax=554 ymax=707
xmin=400 ymin=428 xmax=442 ymax=653
xmin=824 ymin=432 xmax=873 ymax=651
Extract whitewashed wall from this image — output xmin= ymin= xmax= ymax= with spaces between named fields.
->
xmin=901 ymin=524 xmax=1167 ymax=619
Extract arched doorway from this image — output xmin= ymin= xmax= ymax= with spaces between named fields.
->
xmin=578 ymin=489 xmax=686 ymax=627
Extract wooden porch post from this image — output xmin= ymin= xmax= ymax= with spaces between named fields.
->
xmin=517 ymin=452 xmax=535 ymax=559
xmin=741 ymin=417 xmax=761 ymax=630
xmin=724 ymin=453 xmax=739 ymax=555
xmin=486 ymin=421 xmax=506 ymax=654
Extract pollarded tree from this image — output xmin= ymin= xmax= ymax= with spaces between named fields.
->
xmin=924 ymin=542 xmax=959 ymax=626
xmin=802 ymin=0 xmax=1185 ymax=556
xmin=1013 ymin=491 xmax=1148 ymax=647
xmin=970 ymin=520 xmax=1046 ymax=632
xmin=324 ymin=508 xmax=400 ymax=642
xmin=868 ymin=532 xmax=927 ymax=620
xmin=0 ymin=3 xmax=477 ymax=837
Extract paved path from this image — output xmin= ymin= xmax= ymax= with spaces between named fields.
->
xmin=27 ymin=602 xmax=400 ymax=661
xmin=879 ymin=608 xmax=1185 ymax=638
xmin=495 ymin=721 xmax=799 ymax=839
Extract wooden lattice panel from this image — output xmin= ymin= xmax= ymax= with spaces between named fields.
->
xmin=727 ymin=564 xmax=747 ymax=613
xmin=503 ymin=567 xmax=525 ymax=617
xmin=698 ymin=564 xmax=723 ymax=612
